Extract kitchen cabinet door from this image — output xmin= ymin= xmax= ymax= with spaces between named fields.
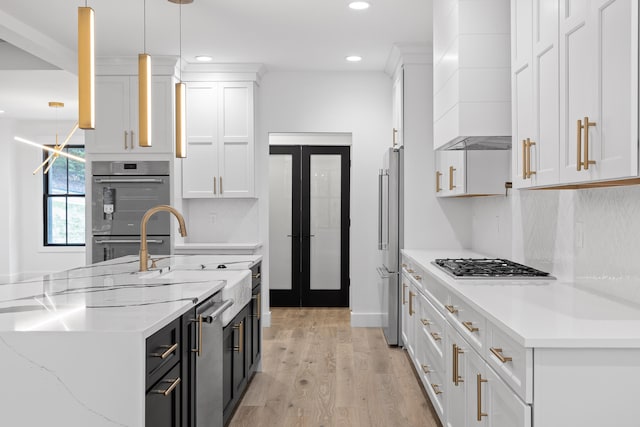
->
xmin=559 ymin=0 xmax=637 ymax=184
xmin=436 ymin=150 xmax=509 ymax=197
xmin=445 ymin=327 xmax=468 ymax=427
xmin=86 ymin=75 xmax=173 ymax=154
xmin=145 ymin=362 xmax=182 ymax=427
xmin=401 ymin=275 xmax=413 ymax=355
xmin=392 ymin=69 xmax=403 ymax=147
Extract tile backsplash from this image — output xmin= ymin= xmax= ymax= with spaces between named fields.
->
xmin=472 ymin=184 xmax=640 ymax=298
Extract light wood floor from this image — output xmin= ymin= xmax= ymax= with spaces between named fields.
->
xmin=229 ymin=308 xmax=441 ymax=427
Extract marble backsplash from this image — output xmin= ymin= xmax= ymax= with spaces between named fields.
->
xmin=472 ymin=184 xmax=640 ymax=301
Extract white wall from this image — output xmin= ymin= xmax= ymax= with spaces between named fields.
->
xmin=10 ymin=120 xmax=86 ymax=279
xmin=257 ymin=71 xmax=392 ymax=326
xmin=0 ymin=119 xmax=19 ymax=281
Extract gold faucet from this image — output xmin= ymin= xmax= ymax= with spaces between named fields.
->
xmin=139 ymin=205 xmax=187 ymax=272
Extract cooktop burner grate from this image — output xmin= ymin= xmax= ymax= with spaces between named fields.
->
xmin=433 ymin=258 xmax=552 ymax=279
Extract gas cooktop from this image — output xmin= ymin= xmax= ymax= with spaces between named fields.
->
xmin=433 ymin=258 xmax=554 ymax=279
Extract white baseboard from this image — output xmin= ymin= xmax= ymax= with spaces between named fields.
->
xmin=350 ymin=312 xmax=383 ymax=327
xmin=261 ymin=311 xmax=271 ymax=328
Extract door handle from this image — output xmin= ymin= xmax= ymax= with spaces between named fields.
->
xmin=378 ymin=169 xmax=383 ymax=249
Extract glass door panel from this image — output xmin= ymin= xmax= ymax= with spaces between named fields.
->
xmin=269 ymin=154 xmax=293 ymax=290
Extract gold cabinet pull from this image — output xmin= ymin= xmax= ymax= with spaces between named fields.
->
xmin=462 ymin=321 xmax=479 ymax=333
xmin=445 ymin=304 xmax=458 ymax=314
xmin=577 ymin=119 xmax=583 ymax=171
xmin=252 ymin=292 xmax=262 ymax=319
xmin=421 ymin=318 xmax=430 ymax=326
xmin=151 ymin=343 xmax=179 ymax=359
xmin=449 ymin=166 xmax=456 ymax=190
xmin=414 ymin=275 xmax=422 ymax=281
xmin=436 ymin=171 xmax=442 ymax=192
xmin=422 ymin=364 xmax=431 ymax=374
xmin=477 ymin=374 xmax=488 ymax=421
xmin=124 ymin=130 xmax=129 ymax=150
xmin=407 ymin=268 xmax=415 ymax=274
xmin=152 ymin=377 xmax=181 ymax=397
xmin=233 ymin=320 xmax=244 ymax=353
xmin=431 ymin=383 xmax=443 ymax=395
xmin=220 ymin=176 xmax=223 ymax=194
xmin=453 ymin=344 xmax=464 ymax=385
xmin=583 ymin=116 xmax=596 ymax=170
xmin=430 ymin=332 xmax=442 ymax=341
xmin=409 ymin=291 xmax=415 ymax=316
xmin=191 ymin=315 xmax=203 ymax=357
xmin=490 ymin=347 xmax=513 ymax=363
xmin=402 ymin=263 xmax=407 ymax=268
xmin=402 ymin=283 xmax=407 ymax=305
xmin=213 ymin=176 xmax=217 ymax=195
xmin=392 ymin=128 xmax=398 ymax=147
xmin=130 ymin=130 xmax=135 ymax=149
xmin=526 ymin=138 xmax=536 ymax=178
xmin=522 ymin=139 xmax=527 ymax=179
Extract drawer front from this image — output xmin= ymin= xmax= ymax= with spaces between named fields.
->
xmin=146 ymin=317 xmax=182 ymax=390
xmin=446 ymin=295 xmax=486 ymax=354
xmin=145 ymin=362 xmax=182 ymax=427
xmin=416 ymin=334 xmax=445 ymax=421
xmin=486 ymin=323 xmax=533 ymax=403
xmin=484 ymin=363 xmax=532 ymax=427
xmin=251 ymin=262 xmax=261 ymax=288
xmin=422 ymin=272 xmax=449 ymax=309
xmin=417 ymin=291 xmax=446 ymax=361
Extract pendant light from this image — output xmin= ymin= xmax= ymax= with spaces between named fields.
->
xmin=78 ymin=2 xmax=95 ymax=129
xmin=139 ymin=0 xmax=152 ymax=147
xmin=173 ymin=0 xmax=190 ymax=158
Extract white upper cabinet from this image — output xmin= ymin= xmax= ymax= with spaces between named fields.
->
xmin=85 ymin=75 xmax=173 ymax=155
xmin=514 ymin=0 xmax=638 ymax=187
xmin=559 ymin=0 xmax=638 ymax=184
xmin=433 ymin=0 xmax=512 ymax=150
xmin=181 ymin=81 xmax=255 ymax=199
xmin=392 ymin=70 xmax=403 ymax=147
xmin=436 ymin=150 xmax=510 ymax=198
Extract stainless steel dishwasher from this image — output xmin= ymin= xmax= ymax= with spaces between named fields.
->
xmin=189 ymin=297 xmax=234 ymax=427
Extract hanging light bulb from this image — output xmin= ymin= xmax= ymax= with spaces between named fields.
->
xmin=139 ymin=0 xmax=152 ymax=147
xmin=78 ymin=2 xmax=95 ymax=130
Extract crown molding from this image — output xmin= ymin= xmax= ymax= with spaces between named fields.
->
xmin=384 ymin=43 xmax=432 ymax=78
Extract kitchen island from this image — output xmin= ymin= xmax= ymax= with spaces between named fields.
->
xmin=0 ymin=254 xmax=261 ymax=427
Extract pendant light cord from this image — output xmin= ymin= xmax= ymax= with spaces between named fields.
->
xmin=179 ymin=2 xmax=182 ymax=81
xmin=143 ymin=0 xmax=147 ymax=53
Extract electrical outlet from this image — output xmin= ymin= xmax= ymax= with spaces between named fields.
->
xmin=209 ymin=213 xmax=217 ymax=224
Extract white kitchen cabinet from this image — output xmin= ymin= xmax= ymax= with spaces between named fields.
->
xmin=513 ymin=0 xmax=638 ymax=187
xmin=392 ymin=69 xmax=403 ymax=147
xmin=400 ymin=272 xmax=414 ymax=358
xmin=445 ymin=327 xmax=469 ymax=427
xmin=85 ymin=75 xmax=173 ymax=154
xmin=435 ymin=150 xmax=510 ymax=197
xmin=181 ymin=81 xmax=255 ymax=199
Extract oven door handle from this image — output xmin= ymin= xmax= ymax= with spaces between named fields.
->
xmin=93 ymin=178 xmax=165 ymax=184
xmin=94 ymin=239 xmax=164 ymax=244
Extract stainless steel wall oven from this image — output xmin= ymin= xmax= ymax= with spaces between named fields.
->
xmin=91 ymin=161 xmax=171 ymax=263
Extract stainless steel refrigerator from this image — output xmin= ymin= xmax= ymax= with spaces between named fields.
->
xmin=377 ymin=146 xmax=403 ymax=346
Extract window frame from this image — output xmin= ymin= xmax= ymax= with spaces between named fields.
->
xmin=42 ymin=145 xmax=86 ymax=247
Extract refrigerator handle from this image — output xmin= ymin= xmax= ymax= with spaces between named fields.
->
xmin=378 ymin=169 xmax=383 ymax=250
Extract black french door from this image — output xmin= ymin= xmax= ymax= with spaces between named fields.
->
xmin=269 ymin=145 xmax=350 ymax=307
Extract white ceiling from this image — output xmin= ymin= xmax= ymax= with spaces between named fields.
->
xmin=0 ymin=0 xmax=431 ymax=120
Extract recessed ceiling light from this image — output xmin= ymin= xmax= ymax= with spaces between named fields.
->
xmin=349 ymin=1 xmax=370 ymax=10
xmin=195 ymin=55 xmax=213 ymax=62
xmin=346 ymin=55 xmax=362 ymax=62
xmin=0 ymin=110 xmax=4 ymax=114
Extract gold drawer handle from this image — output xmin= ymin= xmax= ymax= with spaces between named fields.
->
xmin=402 ymin=283 xmax=408 ymax=305
xmin=151 ymin=343 xmax=179 ymax=359
xmin=413 ymin=275 xmax=422 ymax=281
xmin=462 ymin=321 xmax=479 ymax=333
xmin=449 ymin=166 xmax=456 ymax=190
xmin=407 ymin=268 xmax=415 ymax=274
xmin=430 ymin=332 xmax=442 ymax=341
xmin=453 ymin=344 xmax=464 ymax=386
xmin=445 ymin=304 xmax=458 ymax=314
xmin=409 ymin=291 xmax=415 ymax=316
xmin=477 ymin=374 xmax=488 ymax=421
xmin=152 ymin=377 xmax=181 ymax=397
xmin=233 ymin=321 xmax=244 ymax=353
xmin=436 ymin=171 xmax=442 ymax=192
xmin=422 ymin=365 xmax=431 ymax=374
xmin=431 ymin=383 xmax=443 ymax=395
xmin=421 ymin=318 xmax=430 ymax=326
xmin=402 ymin=263 xmax=407 ymax=268
xmin=490 ymin=347 xmax=513 ymax=363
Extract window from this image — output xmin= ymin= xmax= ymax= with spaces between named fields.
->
xmin=43 ymin=146 xmax=86 ymax=246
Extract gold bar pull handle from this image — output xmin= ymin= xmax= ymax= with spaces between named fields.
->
xmin=422 ymin=365 xmax=431 ymax=374
xmin=527 ymin=139 xmax=536 ymax=178
xmin=409 ymin=291 xmax=415 ymax=316
xmin=449 ymin=166 xmax=456 ymax=190
xmin=431 ymin=384 xmax=443 ymax=395
xmin=453 ymin=344 xmax=464 ymax=385
xmin=436 ymin=171 xmax=442 ymax=192
xmin=220 ymin=176 xmax=223 ymax=194
xmin=522 ymin=139 xmax=527 ymax=179
xmin=191 ymin=315 xmax=203 ymax=357
xmin=124 ymin=130 xmax=129 ymax=150
xmin=402 ymin=283 xmax=408 ymax=305
xmin=477 ymin=374 xmax=488 ymax=421
xmin=151 ymin=343 xmax=179 ymax=359
xmin=462 ymin=321 xmax=479 ymax=333
xmin=490 ymin=347 xmax=513 ymax=363
xmin=577 ymin=119 xmax=583 ymax=171
xmin=430 ymin=332 xmax=442 ymax=341
xmin=445 ymin=304 xmax=458 ymax=314
xmin=233 ymin=321 xmax=244 ymax=353
xmin=583 ymin=116 xmax=597 ymax=170
xmin=421 ymin=318 xmax=431 ymax=326
xmin=392 ymin=128 xmax=398 ymax=147
xmin=213 ymin=176 xmax=217 ymax=195
xmin=152 ymin=377 xmax=182 ymax=397
xmin=130 ymin=130 xmax=135 ymax=150
xmin=414 ymin=275 xmax=422 ymax=281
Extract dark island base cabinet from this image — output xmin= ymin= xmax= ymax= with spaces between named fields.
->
xmin=146 ymin=363 xmax=182 ymax=427
xmin=223 ymin=263 xmax=262 ymax=425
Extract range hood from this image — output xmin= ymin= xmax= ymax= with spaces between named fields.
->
xmin=433 ymin=0 xmax=511 ymax=151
